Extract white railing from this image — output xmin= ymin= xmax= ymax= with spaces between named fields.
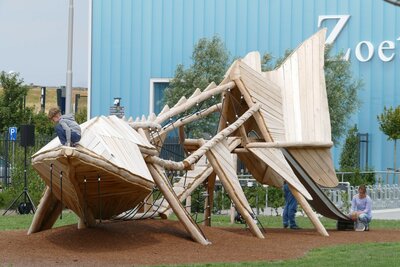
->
xmin=324 ymin=183 xmax=400 ymax=211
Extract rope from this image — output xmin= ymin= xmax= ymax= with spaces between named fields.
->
xmin=50 ymin=163 xmax=53 ymax=196
xmin=97 ymin=174 xmax=102 ymax=223
xmin=83 ymin=176 xmax=87 ymax=225
xmin=60 ymin=171 xmax=63 ymax=220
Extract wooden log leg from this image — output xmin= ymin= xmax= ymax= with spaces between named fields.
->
xmin=148 ymin=164 xmax=211 ymax=245
xmin=230 ymin=202 xmax=235 ymax=224
xmin=28 ymin=187 xmax=62 ymax=234
xmin=206 ymin=147 xmax=264 ymax=239
xmin=203 ymin=173 xmax=216 ymax=226
xmin=78 ymin=218 xmax=86 ymax=229
xmin=289 ymin=185 xmax=329 ymax=237
xmin=186 ymin=195 xmax=192 ymax=213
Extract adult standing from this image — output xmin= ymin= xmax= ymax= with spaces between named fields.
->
xmin=282 ymin=182 xmax=300 ymax=229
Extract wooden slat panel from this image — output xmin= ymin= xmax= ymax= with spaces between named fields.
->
xmin=240 ymin=71 xmax=283 ymax=115
xmin=240 ymin=62 xmax=282 ymax=100
xmin=262 ymin=29 xmax=331 ymax=143
xmin=288 ymin=147 xmax=338 ymax=187
xmin=237 ymin=151 xmax=283 ymax=187
xmin=247 ymin=147 xmax=311 ymax=200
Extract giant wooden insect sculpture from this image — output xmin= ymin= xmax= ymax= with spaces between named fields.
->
xmin=28 ymin=29 xmax=351 ymax=245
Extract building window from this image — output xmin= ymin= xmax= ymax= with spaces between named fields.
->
xmin=149 ymin=78 xmax=171 ymax=115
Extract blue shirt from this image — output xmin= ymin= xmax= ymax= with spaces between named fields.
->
xmin=351 ymin=194 xmax=372 ymax=218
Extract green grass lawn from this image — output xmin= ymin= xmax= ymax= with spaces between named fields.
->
xmin=1 ymin=213 xmax=399 ymax=267
xmin=159 ymin=242 xmax=400 ymax=267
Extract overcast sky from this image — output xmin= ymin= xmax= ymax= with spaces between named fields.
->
xmin=0 ymin=0 xmax=89 ymax=87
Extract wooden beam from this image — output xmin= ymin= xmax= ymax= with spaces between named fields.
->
xmin=28 ymin=187 xmax=62 ymax=234
xmin=203 ymin=172 xmax=216 ymax=226
xmin=145 ymin=104 xmax=260 ymax=170
xmin=147 ymin=163 xmax=211 ymax=245
xmin=155 ymin=81 xmax=235 ymax=125
xmin=289 ymin=184 xmax=329 ymax=237
xmin=234 ymin=78 xmax=272 ymax=142
xmin=246 ymin=141 xmax=333 ymax=149
xmin=155 ymin=104 xmax=222 ymax=139
xmin=206 ymin=141 xmax=264 ymax=239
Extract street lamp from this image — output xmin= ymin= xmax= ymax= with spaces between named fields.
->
xmin=65 ymin=0 xmax=74 ymax=114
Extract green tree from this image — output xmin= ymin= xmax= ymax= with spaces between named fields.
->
xmin=0 ymin=71 xmax=34 ymax=131
xmin=163 ymin=36 xmax=229 ymax=138
xmin=377 ymin=106 xmax=400 ymax=171
xmin=32 ymin=111 xmax=54 ymax=136
xmin=75 ymin=108 xmax=88 ymax=124
xmin=267 ymin=186 xmax=284 ymax=216
xmin=339 ymin=125 xmax=359 ymax=170
xmin=338 ymin=125 xmax=375 ymax=185
xmin=324 ymin=46 xmax=362 ymax=145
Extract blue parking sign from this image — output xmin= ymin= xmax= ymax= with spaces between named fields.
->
xmin=9 ymin=127 xmax=17 ymax=141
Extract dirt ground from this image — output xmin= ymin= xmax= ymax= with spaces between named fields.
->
xmin=1 ymin=219 xmax=400 ymax=266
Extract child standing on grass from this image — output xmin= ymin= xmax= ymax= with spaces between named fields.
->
xmin=48 ymin=107 xmax=81 ymax=147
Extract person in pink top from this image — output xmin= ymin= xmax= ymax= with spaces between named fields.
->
xmin=350 ymin=184 xmax=372 ymax=231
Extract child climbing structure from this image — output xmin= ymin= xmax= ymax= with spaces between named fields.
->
xmin=29 ymin=29 xmax=350 ymax=245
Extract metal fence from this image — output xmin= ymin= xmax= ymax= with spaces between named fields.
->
xmin=321 ymin=182 xmax=400 ymax=211
xmin=0 ymin=132 xmax=53 ymax=186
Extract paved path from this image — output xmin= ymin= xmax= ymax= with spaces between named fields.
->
xmin=372 ymin=208 xmax=400 ymax=220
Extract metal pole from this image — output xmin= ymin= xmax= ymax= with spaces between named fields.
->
xmin=66 ymin=0 xmax=74 ymax=114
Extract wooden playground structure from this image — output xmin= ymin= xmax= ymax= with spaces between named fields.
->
xmin=28 ymin=29 xmax=347 ymax=245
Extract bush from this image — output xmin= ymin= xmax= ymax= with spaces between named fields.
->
xmin=267 ymin=186 xmax=284 ymax=216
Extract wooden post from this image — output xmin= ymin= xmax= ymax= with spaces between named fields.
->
xmin=147 ymin=163 xmax=211 ymax=245
xmin=230 ymin=202 xmax=235 ymax=224
xmin=206 ymin=142 xmax=264 ymax=239
xmin=186 ymin=195 xmax=192 ymax=213
xmin=203 ymin=172 xmax=216 ymax=226
xmin=28 ymin=187 xmax=63 ymax=234
xmin=289 ymin=185 xmax=329 ymax=237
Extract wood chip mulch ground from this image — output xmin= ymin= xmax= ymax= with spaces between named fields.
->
xmin=1 ymin=219 xmax=400 ymax=266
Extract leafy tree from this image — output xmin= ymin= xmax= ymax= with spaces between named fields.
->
xmin=0 ymin=71 xmax=34 ymax=131
xmin=377 ymin=106 xmax=400 ymax=171
xmin=75 ymin=108 xmax=88 ymax=124
xmin=338 ymin=125 xmax=375 ymax=185
xmin=324 ymin=46 xmax=362 ymax=145
xmin=267 ymin=186 xmax=284 ymax=216
xmin=339 ymin=125 xmax=359 ymax=170
xmin=32 ymin=111 xmax=54 ymax=136
xmin=163 ymin=36 xmax=229 ymax=138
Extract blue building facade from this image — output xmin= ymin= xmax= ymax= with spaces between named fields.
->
xmin=89 ymin=0 xmax=400 ymax=171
